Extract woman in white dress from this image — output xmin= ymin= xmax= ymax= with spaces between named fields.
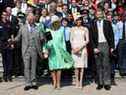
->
xmin=70 ymin=18 xmax=89 ymax=88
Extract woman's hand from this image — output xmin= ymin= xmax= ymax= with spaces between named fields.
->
xmin=43 ymin=52 xmax=49 ymax=59
xmin=72 ymin=48 xmax=81 ymax=54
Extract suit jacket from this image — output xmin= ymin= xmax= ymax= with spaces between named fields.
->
xmin=10 ymin=15 xmax=19 ymax=36
xmin=0 ymin=21 xmax=13 ymax=49
xmin=123 ymin=21 xmax=126 ymax=39
xmin=91 ymin=20 xmax=115 ymax=49
xmin=15 ymin=24 xmax=44 ymax=56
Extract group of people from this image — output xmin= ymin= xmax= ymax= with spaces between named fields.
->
xmin=0 ymin=0 xmax=126 ymax=92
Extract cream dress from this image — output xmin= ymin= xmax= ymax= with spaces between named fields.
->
xmin=70 ymin=26 xmax=89 ymax=68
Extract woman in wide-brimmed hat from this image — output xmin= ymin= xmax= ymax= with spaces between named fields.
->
xmin=43 ymin=19 xmax=74 ymax=89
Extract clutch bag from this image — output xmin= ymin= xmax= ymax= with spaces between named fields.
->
xmin=44 ymin=32 xmax=52 ymax=41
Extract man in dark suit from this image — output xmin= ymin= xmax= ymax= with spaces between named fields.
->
xmin=118 ymin=12 xmax=126 ymax=76
xmin=5 ymin=7 xmax=24 ymax=77
xmin=91 ymin=9 xmax=114 ymax=90
xmin=0 ymin=11 xmax=14 ymax=82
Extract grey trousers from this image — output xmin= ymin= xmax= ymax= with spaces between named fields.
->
xmin=95 ymin=42 xmax=111 ymax=85
xmin=23 ymin=47 xmax=37 ymax=86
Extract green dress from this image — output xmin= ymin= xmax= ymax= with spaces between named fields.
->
xmin=43 ymin=27 xmax=74 ymax=71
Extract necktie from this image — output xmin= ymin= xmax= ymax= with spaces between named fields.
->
xmin=30 ymin=25 xmax=35 ymax=32
xmin=29 ymin=27 xmax=33 ymax=32
xmin=64 ymin=27 xmax=66 ymax=41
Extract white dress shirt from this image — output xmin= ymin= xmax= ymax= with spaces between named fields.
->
xmin=97 ymin=20 xmax=107 ymax=43
xmin=125 ymin=21 xmax=126 ymax=39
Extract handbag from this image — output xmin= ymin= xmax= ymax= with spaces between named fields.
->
xmin=44 ymin=32 xmax=52 ymax=42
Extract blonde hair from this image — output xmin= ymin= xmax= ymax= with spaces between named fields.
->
xmin=51 ymin=20 xmax=61 ymax=31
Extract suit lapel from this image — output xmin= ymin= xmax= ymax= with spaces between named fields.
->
xmin=24 ymin=24 xmax=29 ymax=38
xmin=94 ymin=20 xmax=98 ymax=40
xmin=94 ymin=20 xmax=98 ymax=33
xmin=123 ymin=21 xmax=125 ymax=39
xmin=103 ymin=20 xmax=106 ymax=35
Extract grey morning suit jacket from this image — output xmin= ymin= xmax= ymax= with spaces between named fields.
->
xmin=15 ymin=24 xmax=44 ymax=56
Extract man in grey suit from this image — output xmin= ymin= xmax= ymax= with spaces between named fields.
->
xmin=14 ymin=13 xmax=44 ymax=91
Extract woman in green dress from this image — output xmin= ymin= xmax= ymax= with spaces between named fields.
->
xmin=43 ymin=20 xmax=74 ymax=89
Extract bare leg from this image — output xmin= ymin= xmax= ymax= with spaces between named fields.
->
xmin=51 ymin=71 xmax=57 ymax=89
xmin=56 ymin=70 xmax=61 ymax=89
xmin=79 ymin=68 xmax=84 ymax=88
xmin=75 ymin=68 xmax=79 ymax=88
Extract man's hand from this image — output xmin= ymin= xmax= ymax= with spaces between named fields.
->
xmin=94 ymin=48 xmax=100 ymax=54
xmin=8 ymin=38 xmax=12 ymax=42
xmin=110 ymin=48 xmax=114 ymax=53
xmin=11 ymin=44 xmax=14 ymax=49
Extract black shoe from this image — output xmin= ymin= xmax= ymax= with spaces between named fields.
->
xmin=24 ymin=86 xmax=31 ymax=91
xmin=111 ymin=80 xmax=117 ymax=86
xmin=104 ymin=85 xmax=111 ymax=90
xmin=0 ymin=78 xmax=2 ymax=82
xmin=8 ymin=78 xmax=13 ymax=82
xmin=3 ymin=78 xmax=8 ymax=82
xmin=31 ymin=85 xmax=38 ymax=90
xmin=96 ymin=85 xmax=103 ymax=90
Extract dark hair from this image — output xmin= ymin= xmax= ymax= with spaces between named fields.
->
xmin=75 ymin=17 xmax=83 ymax=25
xmin=61 ymin=18 xmax=69 ymax=23
xmin=76 ymin=17 xmax=82 ymax=21
xmin=63 ymin=4 xmax=68 ymax=7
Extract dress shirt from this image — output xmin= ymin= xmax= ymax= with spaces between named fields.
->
xmin=112 ymin=23 xmax=120 ymax=48
xmin=117 ymin=21 xmax=123 ymax=39
xmin=62 ymin=26 xmax=70 ymax=42
xmin=27 ymin=22 xmax=36 ymax=33
xmin=97 ymin=20 xmax=107 ymax=43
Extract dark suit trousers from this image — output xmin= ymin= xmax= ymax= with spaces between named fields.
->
xmin=1 ymin=48 xmax=13 ymax=78
xmin=118 ymin=40 xmax=126 ymax=75
xmin=95 ymin=42 xmax=111 ymax=85
xmin=12 ymin=47 xmax=24 ymax=76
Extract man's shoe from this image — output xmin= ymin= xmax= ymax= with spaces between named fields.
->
xmin=3 ymin=78 xmax=8 ymax=82
xmin=104 ymin=85 xmax=111 ymax=90
xmin=8 ymin=78 xmax=13 ymax=82
xmin=31 ymin=85 xmax=38 ymax=90
xmin=111 ymin=80 xmax=117 ymax=86
xmin=0 ymin=78 xmax=2 ymax=82
xmin=24 ymin=86 xmax=31 ymax=91
xmin=96 ymin=85 xmax=103 ymax=90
